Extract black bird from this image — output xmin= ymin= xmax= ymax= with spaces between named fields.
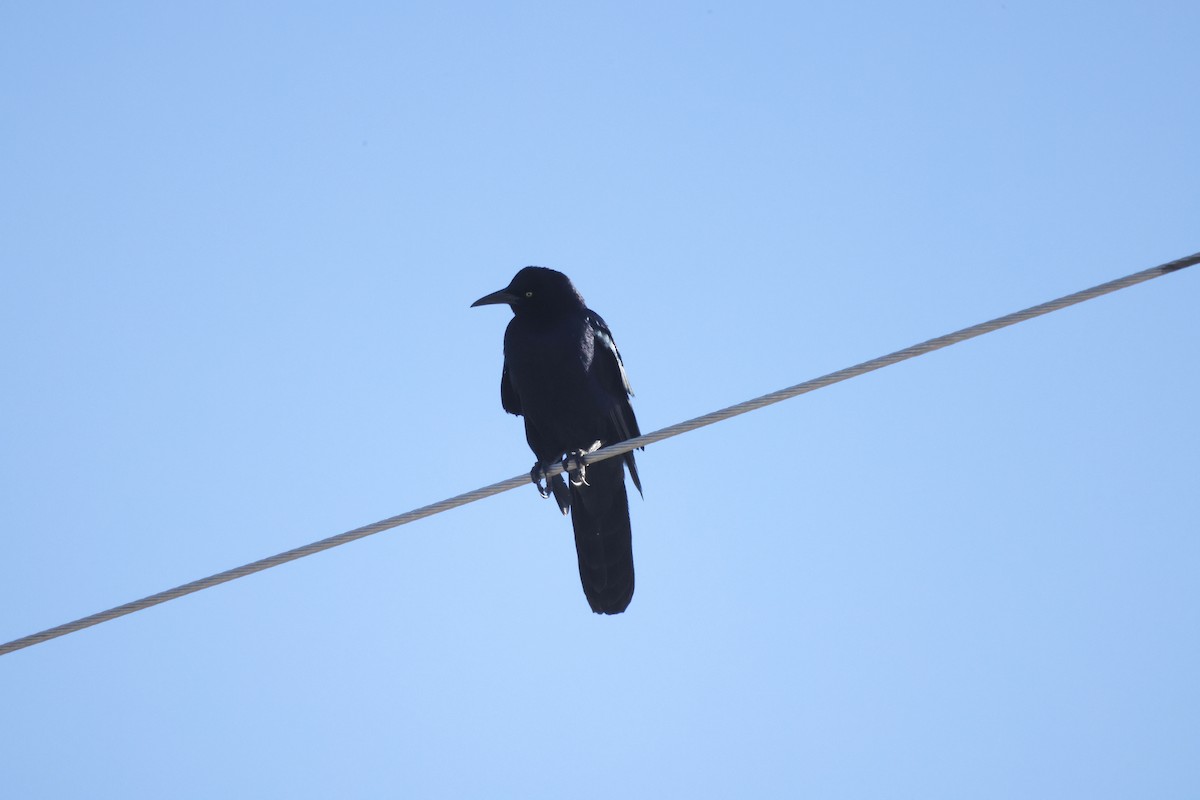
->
xmin=472 ymin=267 xmax=642 ymax=614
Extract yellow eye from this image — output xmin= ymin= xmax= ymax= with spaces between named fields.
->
xmin=524 ymin=290 xmax=534 ymax=298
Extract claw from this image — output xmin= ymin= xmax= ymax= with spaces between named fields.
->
xmin=530 ymin=463 xmax=551 ymax=499
xmin=532 ymin=461 xmax=571 ymax=514
xmin=564 ymin=441 xmax=603 ymax=488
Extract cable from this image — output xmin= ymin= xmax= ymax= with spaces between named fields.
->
xmin=2 ymin=251 xmax=1196 ymax=657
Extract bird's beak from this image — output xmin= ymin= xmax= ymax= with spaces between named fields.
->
xmin=471 ymin=288 xmax=518 ymax=308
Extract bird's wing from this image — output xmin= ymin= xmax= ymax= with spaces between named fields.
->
xmin=587 ymin=311 xmax=635 ymax=399
xmin=587 ymin=310 xmax=643 ymax=495
xmin=501 ymin=364 xmax=522 ymax=416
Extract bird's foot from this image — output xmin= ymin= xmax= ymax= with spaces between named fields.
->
xmin=531 ymin=462 xmax=571 ymax=515
xmin=564 ymin=441 xmax=603 ymax=488
xmin=530 ymin=463 xmax=551 ymax=499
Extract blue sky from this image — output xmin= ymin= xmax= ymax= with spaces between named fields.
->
xmin=2 ymin=2 xmax=1198 ymax=797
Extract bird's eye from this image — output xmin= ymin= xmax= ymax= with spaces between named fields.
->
xmin=524 ymin=290 xmax=534 ymax=298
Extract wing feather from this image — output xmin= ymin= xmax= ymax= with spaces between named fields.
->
xmin=501 ymin=364 xmax=522 ymax=416
xmin=587 ymin=310 xmax=643 ymax=495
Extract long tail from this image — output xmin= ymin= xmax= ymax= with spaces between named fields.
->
xmin=569 ymin=457 xmax=635 ymax=614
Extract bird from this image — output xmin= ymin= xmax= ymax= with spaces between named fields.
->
xmin=472 ymin=267 xmax=643 ymax=614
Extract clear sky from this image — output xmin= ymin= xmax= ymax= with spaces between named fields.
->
xmin=2 ymin=2 xmax=1198 ymax=797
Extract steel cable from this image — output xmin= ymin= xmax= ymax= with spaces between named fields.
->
xmin=2 ymin=250 xmax=1195 ymax=657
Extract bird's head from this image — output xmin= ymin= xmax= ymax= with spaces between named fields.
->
xmin=471 ymin=267 xmax=586 ymax=317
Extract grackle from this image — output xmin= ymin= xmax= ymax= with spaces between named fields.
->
xmin=473 ymin=267 xmax=642 ymax=614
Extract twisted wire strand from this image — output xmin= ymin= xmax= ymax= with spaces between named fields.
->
xmin=565 ymin=250 xmax=1199 ymax=473
xmin=2 ymin=251 xmax=1195 ymax=657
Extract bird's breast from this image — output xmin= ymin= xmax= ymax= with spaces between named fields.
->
xmin=503 ymin=318 xmax=608 ymax=421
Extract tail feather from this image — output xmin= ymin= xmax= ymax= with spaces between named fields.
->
xmin=569 ymin=458 xmax=634 ymax=614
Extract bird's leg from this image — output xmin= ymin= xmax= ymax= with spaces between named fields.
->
xmin=564 ymin=440 xmax=603 ymax=488
xmin=530 ymin=463 xmax=551 ymax=499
